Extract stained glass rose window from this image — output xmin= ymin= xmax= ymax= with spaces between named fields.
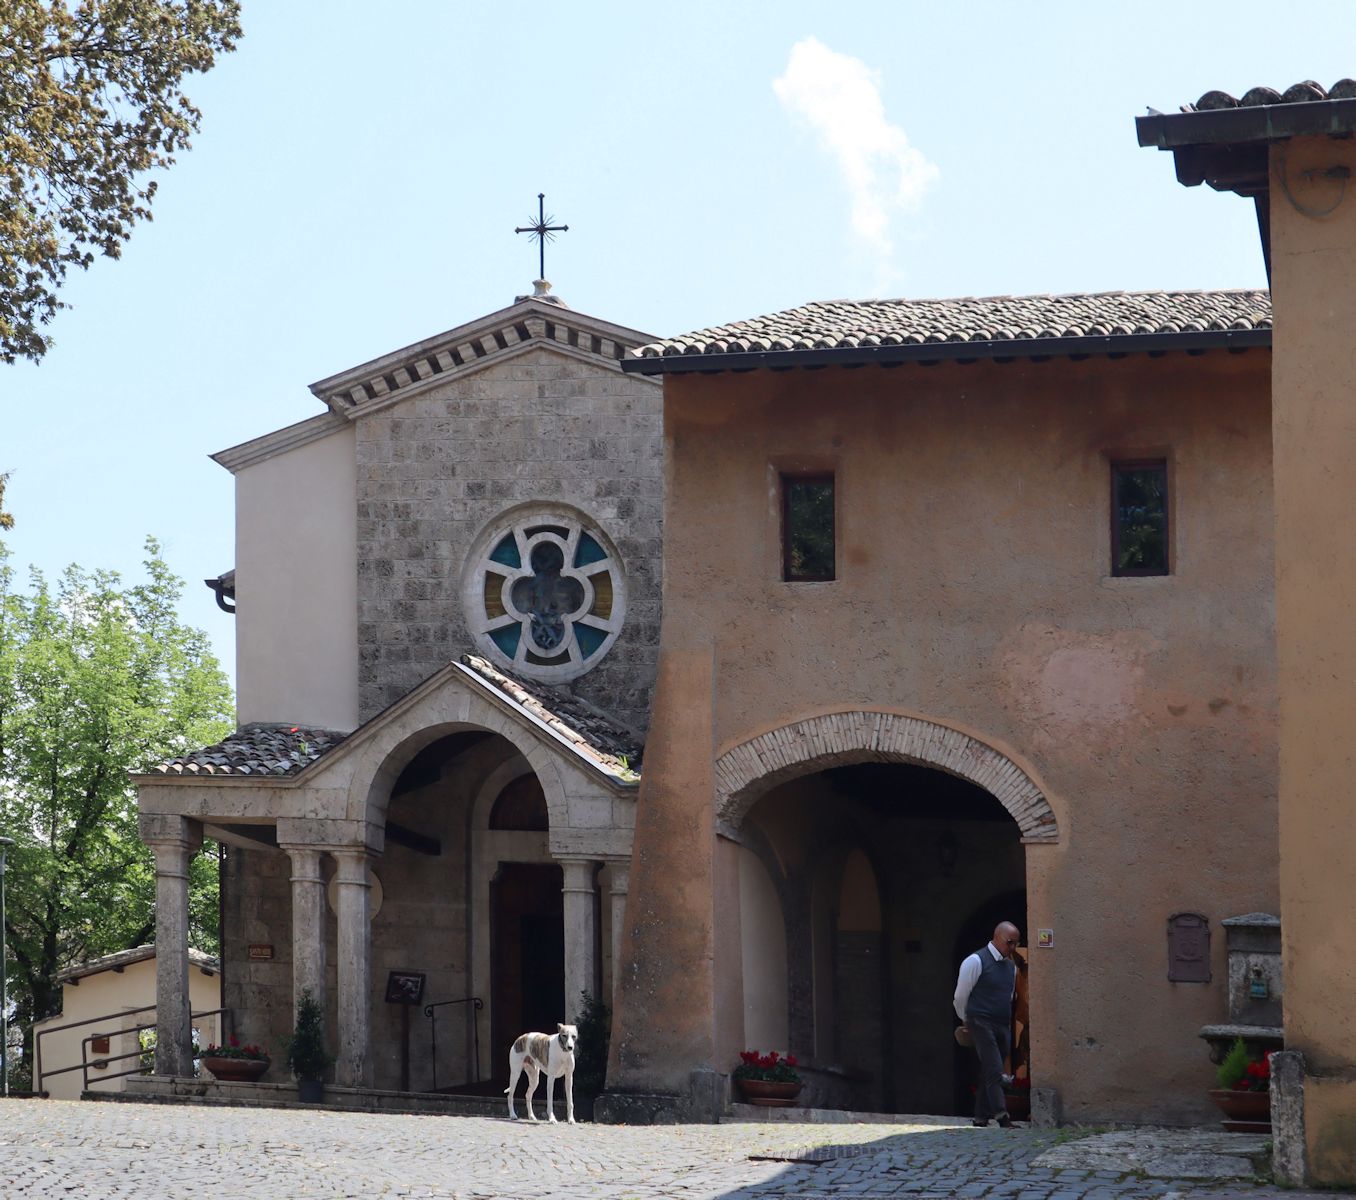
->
xmin=464 ymin=510 xmax=625 ymax=681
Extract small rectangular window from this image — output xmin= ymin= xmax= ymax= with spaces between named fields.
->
xmin=782 ymin=473 xmax=835 ymax=582
xmin=1111 ymin=460 xmax=1168 ymax=576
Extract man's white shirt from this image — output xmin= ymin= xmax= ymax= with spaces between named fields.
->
xmin=953 ymin=941 xmax=1010 ymax=1021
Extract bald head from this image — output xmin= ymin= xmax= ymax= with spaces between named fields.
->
xmin=993 ymin=922 xmax=1020 ymax=958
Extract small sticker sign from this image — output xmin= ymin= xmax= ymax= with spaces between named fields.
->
xmin=1036 ymin=929 xmax=1054 ymax=949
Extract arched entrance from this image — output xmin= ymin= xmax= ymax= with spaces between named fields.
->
xmin=372 ymin=728 xmax=569 ymax=1095
xmin=717 ymin=711 xmax=1055 ymax=1115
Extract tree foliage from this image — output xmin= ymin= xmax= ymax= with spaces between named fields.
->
xmin=1 ymin=1 xmax=242 ymax=364
xmin=0 ymin=537 xmax=232 ymax=1087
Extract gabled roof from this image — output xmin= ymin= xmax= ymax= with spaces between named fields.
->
xmin=57 ymin=944 xmax=219 ymax=985
xmin=624 ymin=289 xmax=1271 ymax=375
xmin=308 ymin=296 xmax=659 ymax=416
xmin=212 ymin=296 xmax=659 ymax=473
xmin=141 ymin=656 xmax=642 ymax=786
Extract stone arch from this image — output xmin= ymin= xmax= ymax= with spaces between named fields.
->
xmin=715 ymin=710 xmax=1058 ymax=843
xmin=351 ymin=690 xmax=570 ymax=836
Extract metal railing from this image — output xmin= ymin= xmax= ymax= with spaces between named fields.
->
xmin=422 ymin=996 xmax=483 ymax=1092
xmin=35 ymin=1006 xmax=226 ymax=1097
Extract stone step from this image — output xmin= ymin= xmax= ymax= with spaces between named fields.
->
xmin=93 ymin=1074 xmax=518 ymax=1118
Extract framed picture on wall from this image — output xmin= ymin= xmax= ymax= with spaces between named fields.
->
xmin=385 ymin=970 xmax=426 ymax=1005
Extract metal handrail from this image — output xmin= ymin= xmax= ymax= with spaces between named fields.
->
xmin=422 ymin=997 xmax=483 ymax=1091
xmin=35 ymin=1005 xmax=225 ymax=1097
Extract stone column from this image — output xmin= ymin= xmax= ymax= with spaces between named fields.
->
xmin=560 ymin=859 xmax=599 ymax=1023
xmin=140 ymin=815 xmax=201 ymax=1078
xmin=606 ymin=860 xmax=630 ymax=1008
xmin=283 ymin=846 xmax=327 ymax=1017
xmin=332 ymin=848 xmax=372 ymax=1088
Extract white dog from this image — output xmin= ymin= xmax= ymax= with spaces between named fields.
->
xmin=504 ymin=1023 xmax=578 ymax=1123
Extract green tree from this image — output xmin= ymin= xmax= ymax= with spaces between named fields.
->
xmin=1 ymin=1 xmax=242 ymax=364
xmin=0 ymin=537 xmax=232 ymax=1088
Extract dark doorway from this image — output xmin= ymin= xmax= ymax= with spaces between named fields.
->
xmin=490 ymin=862 xmax=564 ymax=1084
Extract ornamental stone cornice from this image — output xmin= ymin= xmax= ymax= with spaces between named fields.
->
xmin=307 ymin=297 xmax=659 ymax=418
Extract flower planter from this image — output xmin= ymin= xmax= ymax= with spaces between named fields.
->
xmin=736 ymin=1079 xmax=802 ymax=1106
xmin=1004 ymin=1091 xmax=1031 ymax=1121
xmin=297 ymin=1078 xmax=325 ymax=1104
xmin=201 ymin=1056 xmax=269 ymax=1083
xmin=1208 ymin=1088 xmax=1270 ymax=1126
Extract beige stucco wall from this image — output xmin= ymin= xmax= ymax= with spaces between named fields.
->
xmin=234 ymin=423 xmax=359 ymax=730
xmin=34 ymin=958 xmax=220 ymax=1100
xmin=1269 ymin=133 xmax=1356 ymax=1182
xmin=738 ymin=845 xmax=789 ymax=1053
xmin=615 ymin=348 xmax=1278 ymax=1121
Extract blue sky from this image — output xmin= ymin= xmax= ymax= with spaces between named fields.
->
xmin=3 ymin=1 xmax=1350 ymax=692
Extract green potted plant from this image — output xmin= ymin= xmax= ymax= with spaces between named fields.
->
xmin=1208 ymin=1036 xmax=1271 ymax=1126
xmin=199 ymin=1033 xmax=270 ymax=1083
xmin=284 ymin=988 xmax=334 ymax=1103
xmin=732 ymin=1049 xmax=802 ymax=1105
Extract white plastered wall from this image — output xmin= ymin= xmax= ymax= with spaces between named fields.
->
xmin=234 ymin=424 xmax=359 ymax=730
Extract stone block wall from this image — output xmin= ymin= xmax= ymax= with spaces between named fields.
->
xmin=355 ymin=346 xmax=663 ymax=730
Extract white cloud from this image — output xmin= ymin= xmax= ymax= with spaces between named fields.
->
xmin=773 ymin=37 xmax=939 ymax=269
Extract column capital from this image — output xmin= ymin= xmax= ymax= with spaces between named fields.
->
xmin=558 ymin=858 xmax=599 ymax=893
xmin=604 ymin=858 xmax=631 ymax=894
xmin=138 ymin=814 xmax=202 ymax=854
xmin=332 ymin=847 xmax=374 ymax=886
xmin=281 ymin=845 xmax=326 ymax=883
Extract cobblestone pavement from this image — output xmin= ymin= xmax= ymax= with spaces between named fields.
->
xmin=0 ymin=1099 xmax=1324 ymax=1199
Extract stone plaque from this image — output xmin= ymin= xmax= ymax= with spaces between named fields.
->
xmin=1167 ymin=912 xmax=1211 ymax=982
xmin=247 ymin=943 xmax=274 ymax=960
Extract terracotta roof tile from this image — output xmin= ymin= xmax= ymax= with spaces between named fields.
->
xmin=458 ymin=655 xmax=642 ymax=779
xmin=633 ymin=289 xmax=1271 ymax=361
xmin=1188 ymin=79 xmax=1356 ymax=111
xmin=147 ymin=724 xmax=347 ymax=777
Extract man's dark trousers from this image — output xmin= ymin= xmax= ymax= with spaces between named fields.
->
xmin=970 ymin=1016 xmax=1010 ymax=1122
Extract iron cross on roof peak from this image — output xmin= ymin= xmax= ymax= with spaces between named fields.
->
xmin=514 ymin=193 xmax=568 ymax=282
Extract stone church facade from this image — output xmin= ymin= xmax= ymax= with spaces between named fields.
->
xmin=136 ymin=292 xmax=662 ymax=1094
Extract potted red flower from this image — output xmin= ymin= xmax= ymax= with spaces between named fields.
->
xmin=1003 ymin=1074 xmax=1032 ymax=1121
xmin=733 ymin=1050 xmax=803 ymax=1105
xmin=200 ymin=1033 xmax=270 ymax=1082
xmin=1208 ymin=1037 xmax=1271 ymax=1126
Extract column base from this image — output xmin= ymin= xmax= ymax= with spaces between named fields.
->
xmin=594 ymin=1068 xmax=726 ymax=1125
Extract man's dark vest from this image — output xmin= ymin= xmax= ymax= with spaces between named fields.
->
xmin=965 ymin=946 xmax=1016 ymax=1025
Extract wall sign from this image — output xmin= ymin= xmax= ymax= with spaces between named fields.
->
xmin=1167 ymin=912 xmax=1211 ymax=982
xmin=248 ymin=944 xmax=274 ymax=960
xmin=1036 ymin=929 xmax=1054 ymax=949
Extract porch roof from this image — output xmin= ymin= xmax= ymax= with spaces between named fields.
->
xmin=144 ymin=657 xmax=642 ymax=782
xmin=146 ymin=723 xmax=349 ymax=777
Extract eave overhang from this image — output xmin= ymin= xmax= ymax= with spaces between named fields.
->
xmin=621 ymin=327 xmax=1271 ymax=377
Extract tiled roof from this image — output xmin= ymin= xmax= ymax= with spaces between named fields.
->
xmin=631 ymin=290 xmax=1271 ymax=362
xmin=1188 ymin=79 xmax=1356 ymax=111
xmin=147 ymin=724 xmax=348 ymax=777
xmin=458 ymin=655 xmax=642 ymax=779
xmin=57 ymin=944 xmax=218 ymax=984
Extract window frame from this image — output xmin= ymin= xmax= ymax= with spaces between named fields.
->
xmin=1110 ymin=458 xmax=1170 ymax=578
xmin=781 ymin=471 xmax=837 ymax=583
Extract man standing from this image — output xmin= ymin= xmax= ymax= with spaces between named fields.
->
xmin=954 ymin=921 xmax=1021 ymax=1128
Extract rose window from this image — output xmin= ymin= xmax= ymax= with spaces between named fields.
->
xmin=465 ymin=513 xmax=625 ymax=681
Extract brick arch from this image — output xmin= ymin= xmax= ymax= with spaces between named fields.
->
xmin=715 ymin=710 xmax=1058 ymax=843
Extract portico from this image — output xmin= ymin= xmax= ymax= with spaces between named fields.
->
xmin=136 ymin=655 xmax=637 ymax=1092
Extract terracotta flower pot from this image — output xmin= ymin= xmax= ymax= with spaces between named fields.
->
xmin=1208 ymin=1088 xmax=1270 ymax=1123
xmin=202 ymin=1055 xmax=269 ymax=1083
xmin=736 ymin=1078 xmax=802 ymax=1106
